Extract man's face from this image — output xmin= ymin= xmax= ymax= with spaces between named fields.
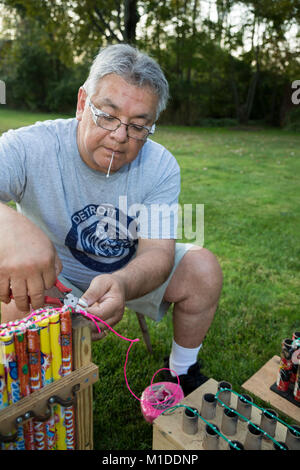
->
xmin=76 ymin=74 xmax=159 ymax=173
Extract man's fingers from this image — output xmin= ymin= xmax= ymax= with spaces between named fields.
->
xmin=9 ymin=278 xmax=30 ymax=313
xmin=0 ymin=277 xmax=11 ymax=304
xmin=91 ymin=329 xmax=109 ymax=342
xmin=89 ymin=315 xmax=120 ymax=342
xmin=27 ymin=275 xmax=46 ymax=310
xmin=79 ymin=276 xmax=113 ymax=308
xmin=85 ymin=299 xmax=123 ymax=324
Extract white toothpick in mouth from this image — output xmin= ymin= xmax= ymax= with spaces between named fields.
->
xmin=106 ymin=151 xmax=115 ymax=178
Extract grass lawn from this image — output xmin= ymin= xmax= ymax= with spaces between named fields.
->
xmin=0 ymin=108 xmax=299 ymax=450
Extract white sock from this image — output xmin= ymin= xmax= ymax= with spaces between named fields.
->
xmin=169 ymin=339 xmax=202 ymax=377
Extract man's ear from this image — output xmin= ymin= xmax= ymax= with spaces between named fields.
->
xmin=76 ymin=87 xmax=87 ymax=121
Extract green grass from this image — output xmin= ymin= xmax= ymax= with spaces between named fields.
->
xmin=0 ymin=109 xmax=299 ymax=450
xmin=0 ymin=108 xmax=72 ymax=134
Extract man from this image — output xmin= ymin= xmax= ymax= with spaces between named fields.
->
xmin=0 ymin=44 xmax=222 ymax=396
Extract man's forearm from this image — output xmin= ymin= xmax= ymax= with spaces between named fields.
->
xmin=111 ymin=246 xmax=175 ymax=301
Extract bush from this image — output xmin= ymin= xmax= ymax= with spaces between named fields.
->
xmin=283 ymin=106 xmax=300 ymax=131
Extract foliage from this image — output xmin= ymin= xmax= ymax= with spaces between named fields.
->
xmin=0 ymin=0 xmax=299 ymax=124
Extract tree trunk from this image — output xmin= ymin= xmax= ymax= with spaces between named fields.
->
xmin=123 ymin=0 xmax=139 ymax=44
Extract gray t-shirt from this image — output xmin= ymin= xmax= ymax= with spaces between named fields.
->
xmin=0 ymin=118 xmax=180 ymax=291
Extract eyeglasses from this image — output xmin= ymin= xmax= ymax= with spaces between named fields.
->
xmin=87 ymin=97 xmax=156 ymax=141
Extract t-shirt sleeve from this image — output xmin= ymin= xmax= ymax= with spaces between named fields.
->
xmin=136 ymin=149 xmax=181 ymax=239
xmin=0 ymin=129 xmax=27 ymax=203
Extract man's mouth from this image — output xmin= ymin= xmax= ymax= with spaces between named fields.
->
xmin=104 ymin=146 xmax=123 ymax=155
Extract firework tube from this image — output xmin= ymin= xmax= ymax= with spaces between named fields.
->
xmin=0 ymin=331 xmax=12 ymax=450
xmin=276 ymin=338 xmax=293 ymax=392
xmin=27 ymin=324 xmax=47 ymax=450
xmin=27 ymin=325 xmax=42 ymax=392
xmin=14 ymin=326 xmax=35 ymax=450
xmin=293 ymin=332 xmax=300 ymax=402
xmin=37 ymin=316 xmax=56 ymax=450
xmin=0 ymin=329 xmax=23 ymax=450
xmin=49 ymin=312 xmax=66 ymax=450
xmin=0 ymin=339 xmax=10 ymax=450
xmin=0 ymin=345 xmax=8 ymax=410
xmin=60 ymin=309 xmax=73 ymax=376
xmin=14 ymin=327 xmax=30 ymax=397
xmin=291 ymin=331 xmax=300 ymax=384
xmin=60 ymin=309 xmax=75 ymax=449
xmin=294 ymin=365 xmax=300 ymax=402
xmin=37 ymin=317 xmax=53 ymax=386
xmin=0 ymin=330 xmax=20 ymax=404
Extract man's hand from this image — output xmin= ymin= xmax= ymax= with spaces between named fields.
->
xmin=79 ymin=239 xmax=175 ymax=340
xmin=0 ymin=204 xmax=62 ymax=313
xmin=80 ymin=274 xmax=126 ymax=340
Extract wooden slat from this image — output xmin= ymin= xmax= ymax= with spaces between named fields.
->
xmin=72 ymin=316 xmax=94 ymax=450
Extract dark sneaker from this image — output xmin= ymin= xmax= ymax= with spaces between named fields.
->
xmin=161 ymin=356 xmax=209 ymax=396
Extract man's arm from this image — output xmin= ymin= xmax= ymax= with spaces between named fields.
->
xmin=80 ymin=239 xmax=175 ymax=332
xmin=112 ymin=238 xmax=175 ymax=300
xmin=0 ymin=202 xmax=62 ymax=313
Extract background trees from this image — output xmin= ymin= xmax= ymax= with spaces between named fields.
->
xmin=0 ymin=0 xmax=299 ymax=126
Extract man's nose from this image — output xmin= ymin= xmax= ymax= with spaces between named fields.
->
xmin=111 ymin=123 xmax=128 ymax=142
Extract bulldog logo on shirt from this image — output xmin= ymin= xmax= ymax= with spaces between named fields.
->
xmin=65 ymin=203 xmax=138 ymax=272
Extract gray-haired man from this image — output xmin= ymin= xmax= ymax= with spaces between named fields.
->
xmin=0 ymin=44 xmax=222 ymax=396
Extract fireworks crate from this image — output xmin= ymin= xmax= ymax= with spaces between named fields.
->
xmin=0 ymin=310 xmax=99 ymax=450
xmin=152 ymin=377 xmax=300 ymax=450
xmin=242 ymin=331 xmax=300 ymax=426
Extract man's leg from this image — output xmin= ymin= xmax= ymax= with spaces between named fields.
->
xmin=162 ymin=246 xmax=223 ymax=393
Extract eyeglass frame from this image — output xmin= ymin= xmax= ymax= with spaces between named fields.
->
xmin=86 ymin=96 xmax=156 ymax=141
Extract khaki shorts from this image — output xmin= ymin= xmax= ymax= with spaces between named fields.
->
xmin=58 ymin=243 xmax=196 ymax=322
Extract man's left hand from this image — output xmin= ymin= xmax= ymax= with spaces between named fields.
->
xmin=80 ymin=274 xmax=126 ymax=341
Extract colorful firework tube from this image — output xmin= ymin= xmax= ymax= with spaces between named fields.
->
xmin=293 ymin=365 xmax=300 ymax=402
xmin=0 ymin=329 xmax=23 ymax=450
xmin=27 ymin=324 xmax=47 ymax=450
xmin=37 ymin=316 xmax=56 ymax=450
xmin=14 ymin=326 xmax=35 ymax=450
xmin=276 ymin=338 xmax=294 ymax=392
xmin=14 ymin=327 xmax=30 ymax=397
xmin=49 ymin=312 xmax=63 ymax=381
xmin=0 ymin=346 xmax=9 ymax=450
xmin=27 ymin=325 xmax=42 ymax=392
xmin=45 ymin=408 xmax=56 ymax=450
xmin=49 ymin=312 xmax=67 ymax=450
xmin=0 ymin=346 xmax=8 ymax=410
xmin=60 ymin=309 xmax=75 ymax=449
xmin=60 ymin=309 xmax=73 ymax=376
xmin=291 ymin=331 xmax=300 ymax=384
xmin=292 ymin=332 xmax=300 ymax=402
xmin=0 ymin=330 xmax=20 ymax=403
xmin=37 ymin=317 xmax=53 ymax=386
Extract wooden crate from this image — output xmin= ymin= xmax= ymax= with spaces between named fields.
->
xmin=152 ymin=378 xmax=293 ymax=450
xmin=0 ymin=315 xmax=98 ymax=450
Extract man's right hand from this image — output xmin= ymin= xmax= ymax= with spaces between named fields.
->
xmin=0 ymin=203 xmax=62 ymax=313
